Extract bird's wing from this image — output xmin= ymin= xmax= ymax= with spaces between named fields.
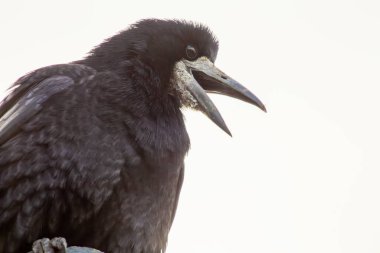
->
xmin=0 ymin=64 xmax=98 ymax=252
xmin=0 ymin=64 xmax=95 ymax=145
xmin=0 ymin=75 xmax=73 ymax=145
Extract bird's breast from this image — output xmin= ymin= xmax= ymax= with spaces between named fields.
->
xmin=104 ymin=154 xmax=184 ymax=252
xmin=102 ymin=114 xmax=190 ymax=252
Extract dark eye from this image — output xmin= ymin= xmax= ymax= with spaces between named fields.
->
xmin=185 ymin=45 xmax=198 ymax=60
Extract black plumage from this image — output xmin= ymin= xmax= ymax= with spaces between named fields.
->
xmin=0 ymin=19 xmax=265 ymax=253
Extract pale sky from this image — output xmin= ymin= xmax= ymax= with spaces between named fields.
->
xmin=0 ymin=1 xmax=380 ymax=252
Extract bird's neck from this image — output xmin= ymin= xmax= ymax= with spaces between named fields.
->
xmin=79 ymin=57 xmax=190 ymax=158
xmin=80 ymin=55 xmax=176 ymax=113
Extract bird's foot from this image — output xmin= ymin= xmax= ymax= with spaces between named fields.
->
xmin=32 ymin=237 xmax=67 ymax=253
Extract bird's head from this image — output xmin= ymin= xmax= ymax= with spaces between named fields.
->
xmin=87 ymin=19 xmax=266 ymax=135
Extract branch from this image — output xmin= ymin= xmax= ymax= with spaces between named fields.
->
xmin=67 ymin=247 xmax=103 ymax=253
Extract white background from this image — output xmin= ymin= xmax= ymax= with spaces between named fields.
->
xmin=1 ymin=1 xmax=380 ymax=252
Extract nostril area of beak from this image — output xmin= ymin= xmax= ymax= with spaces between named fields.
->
xmin=221 ymin=74 xmax=228 ymax=80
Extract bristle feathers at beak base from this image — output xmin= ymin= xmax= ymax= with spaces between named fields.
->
xmin=171 ymin=57 xmax=265 ymax=136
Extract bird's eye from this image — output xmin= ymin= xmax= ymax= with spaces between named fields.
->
xmin=185 ymin=45 xmax=198 ymax=60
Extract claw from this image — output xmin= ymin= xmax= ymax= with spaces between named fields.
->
xmin=32 ymin=237 xmax=67 ymax=253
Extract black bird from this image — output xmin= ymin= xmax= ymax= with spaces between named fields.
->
xmin=0 ymin=19 xmax=266 ymax=253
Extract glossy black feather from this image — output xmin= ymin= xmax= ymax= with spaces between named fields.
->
xmin=0 ymin=19 xmax=220 ymax=253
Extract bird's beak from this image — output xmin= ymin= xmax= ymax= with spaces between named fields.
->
xmin=172 ymin=57 xmax=266 ymax=136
